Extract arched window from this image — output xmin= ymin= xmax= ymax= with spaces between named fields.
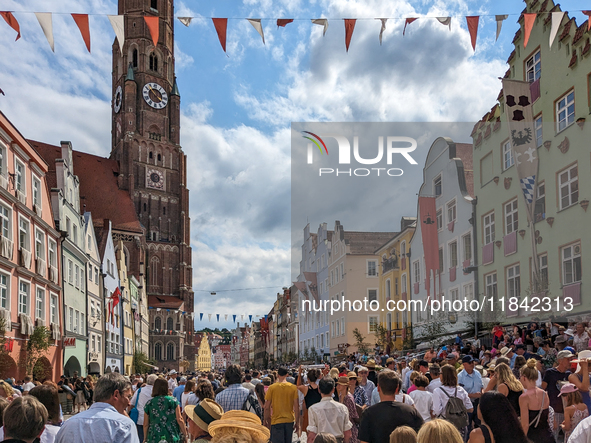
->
xmin=154 ymin=316 xmax=161 ymax=330
xmin=132 ymin=49 xmax=138 ymax=68
xmin=163 ymin=207 xmax=166 ymax=215
xmin=166 ymin=317 xmax=173 ymax=331
xmin=149 ymin=151 xmax=153 ymax=159
xmin=154 ymin=342 xmax=162 ymax=360
xmin=166 ymin=342 xmax=174 ymax=361
xmin=157 ymin=153 xmax=161 ymax=162
xmin=149 ymin=53 xmax=158 ymax=72
xmin=151 ymin=0 xmax=158 ymax=10
xmin=143 ymin=203 xmax=147 ymax=212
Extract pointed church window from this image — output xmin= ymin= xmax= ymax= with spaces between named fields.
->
xmin=132 ymin=49 xmax=138 ymax=68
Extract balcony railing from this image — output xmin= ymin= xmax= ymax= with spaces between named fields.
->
xmin=382 ymin=257 xmax=398 ymax=273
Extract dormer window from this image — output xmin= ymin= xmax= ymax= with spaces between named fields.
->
xmin=151 ymin=0 xmax=158 ymax=11
xmin=149 ymin=53 xmax=158 ymax=72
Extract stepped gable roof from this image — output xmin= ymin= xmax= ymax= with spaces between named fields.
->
xmin=344 ymin=231 xmax=398 ymax=255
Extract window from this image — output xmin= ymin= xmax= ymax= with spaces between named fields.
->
xmin=167 ymin=317 xmax=173 ymax=331
xmin=19 ymin=217 xmax=29 ymax=250
xmin=436 ymin=209 xmax=443 ymax=231
xmin=526 ymin=50 xmax=541 ymax=82
xmin=15 ymin=159 xmax=25 ymax=193
xmin=35 ymin=229 xmax=44 ymax=260
xmin=534 ymin=182 xmax=545 ymax=222
xmin=485 ymin=273 xmax=497 ymax=298
xmin=401 ymin=274 xmax=407 ymax=293
xmin=65 ymin=217 xmax=71 ymax=237
xmin=155 ymin=316 xmax=161 ymax=330
xmin=335 ymin=267 xmax=339 ymax=283
xmin=75 ymin=310 xmax=79 ymax=332
xmin=504 ymin=199 xmax=519 ymax=234
xmin=18 ymin=280 xmax=29 ymax=315
xmin=155 ymin=342 xmax=162 ymax=360
xmin=35 ymin=287 xmax=45 ymax=320
xmin=556 ymin=91 xmax=575 ymax=132
xmin=151 ymin=0 xmax=158 ymax=10
xmin=94 ymin=267 xmax=99 ymax=284
xmin=395 ymin=278 xmax=399 ymax=295
xmin=0 ymin=143 xmax=4 ymax=176
xmin=50 ymin=294 xmax=57 ymax=324
xmin=503 ymin=140 xmax=514 ymax=170
xmin=0 ymin=205 xmax=9 ymax=238
xmin=331 ymin=321 xmax=335 ymax=337
xmin=149 ymin=53 xmax=159 ymax=71
xmin=132 ymin=48 xmax=138 ymax=68
xmin=438 ymin=248 xmax=444 ymax=274
xmin=330 ymin=270 xmax=334 ymax=286
xmin=0 ymin=273 xmax=7 ymax=309
xmin=562 ymin=243 xmax=581 ymax=285
xmin=449 ymin=241 xmax=458 ymax=268
xmin=367 ymin=260 xmax=377 ymax=277
xmin=559 ymin=164 xmax=578 ymax=210
xmin=73 ymin=224 xmax=78 ymax=246
xmin=341 ymin=317 xmax=344 ymax=336
xmin=537 ymin=254 xmax=548 ymax=289
xmin=48 ymin=240 xmax=56 ymax=267
xmin=450 ymin=288 xmax=458 ymax=301
xmin=413 ymin=262 xmax=420 ymax=284
xmin=32 ymin=175 xmax=41 ymax=208
xmin=80 ymin=314 xmax=84 ymax=335
xmin=67 ymin=260 xmax=73 ymax=284
xmin=74 ymin=264 xmax=79 ymax=288
xmin=434 ymin=176 xmax=442 ymax=197
xmin=447 ymin=200 xmax=456 ymax=223
xmin=507 ymin=264 xmax=521 ymax=299
xmin=68 ymin=307 xmax=73 ymax=331
xmin=368 ymin=289 xmax=377 ymax=302
xmin=369 ymin=316 xmax=378 ymax=333
xmin=386 ymin=279 xmax=392 ymax=300
xmin=340 ymin=262 xmax=344 ymax=278
xmin=462 ymin=234 xmax=472 ymax=263
xmin=535 ymin=115 xmax=543 ymax=148
xmin=463 ymin=283 xmax=474 ymax=300
xmin=336 ymin=318 xmax=340 ymax=336
xmin=483 ymin=212 xmax=495 ymax=245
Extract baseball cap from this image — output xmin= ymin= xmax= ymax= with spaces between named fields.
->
xmin=557 ymin=350 xmax=575 ymax=360
xmin=462 ymin=355 xmax=475 ymax=364
xmin=559 ymin=383 xmax=578 ymax=396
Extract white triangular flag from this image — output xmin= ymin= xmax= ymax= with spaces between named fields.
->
xmin=549 ymin=11 xmax=565 ymax=48
xmin=495 ymin=15 xmax=508 ymax=41
xmin=178 ymin=17 xmax=192 ymax=27
xmin=312 ymin=19 xmax=329 ymax=36
xmin=437 ymin=17 xmax=451 ymax=30
xmin=35 ymin=12 xmax=54 ymax=52
xmin=378 ymin=18 xmax=387 ymax=45
xmin=224 ymin=314 xmax=228 ymax=320
xmin=208 ymin=313 xmax=212 ymax=321
xmin=241 ymin=315 xmax=244 ymax=320
xmin=247 ymin=19 xmax=265 ymax=44
xmin=108 ymin=15 xmax=125 ymax=54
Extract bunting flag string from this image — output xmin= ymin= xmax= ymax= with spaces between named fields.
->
xmin=247 ymin=18 xmax=265 ymax=44
xmin=144 ymin=16 xmax=159 ymax=46
xmin=233 ymin=314 xmax=237 ymax=323
xmin=466 ymin=16 xmax=479 ymax=51
xmin=178 ymin=17 xmax=192 ymax=27
xmin=523 ymin=13 xmax=536 ymax=48
xmin=378 ymin=18 xmax=387 ymax=45
xmin=403 ymin=17 xmax=417 ymax=36
xmin=277 ymin=19 xmax=293 ymax=28
xmin=108 ymin=15 xmax=125 ymax=53
xmin=72 ymin=14 xmax=90 ymax=52
xmin=495 ymin=15 xmax=508 ymax=41
xmin=212 ymin=18 xmax=227 ymax=53
xmin=35 ymin=12 xmax=53 ymax=51
xmin=437 ymin=17 xmax=452 ymax=30
xmin=344 ymin=19 xmax=356 ymax=52
xmin=311 ymin=19 xmax=328 ymax=36
xmin=549 ymin=12 xmax=565 ymax=48
xmin=0 ymin=12 xmax=20 ymax=41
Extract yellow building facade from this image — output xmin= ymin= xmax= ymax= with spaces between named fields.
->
xmin=376 ymin=218 xmax=416 ymax=351
xmin=196 ymin=334 xmax=212 ymax=372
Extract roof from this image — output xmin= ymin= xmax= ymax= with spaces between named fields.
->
xmin=344 ymin=231 xmax=398 ymax=255
xmin=28 ymin=140 xmax=60 ymax=190
xmin=148 ymin=295 xmax=184 ymax=309
xmin=29 ymin=140 xmax=143 ymax=234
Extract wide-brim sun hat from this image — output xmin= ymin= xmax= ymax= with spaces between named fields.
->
xmin=185 ymin=399 xmax=223 ymax=432
xmin=208 ymin=410 xmax=270 ymax=440
xmin=366 ymin=359 xmax=376 ymax=368
xmin=337 ymin=376 xmax=349 ymax=386
xmin=347 ymin=371 xmax=357 ymax=379
xmin=573 ymin=350 xmax=591 ymax=373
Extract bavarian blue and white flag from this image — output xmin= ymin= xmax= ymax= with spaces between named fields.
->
xmin=502 ymin=79 xmax=539 ymax=217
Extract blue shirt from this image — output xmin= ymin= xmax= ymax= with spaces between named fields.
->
xmin=457 ymin=369 xmax=483 ymax=405
xmin=510 ymin=353 xmax=518 ymax=369
xmin=173 ymin=385 xmax=185 ymax=404
xmin=55 ymin=402 xmax=139 ymax=443
xmin=215 ymin=383 xmax=250 ymax=412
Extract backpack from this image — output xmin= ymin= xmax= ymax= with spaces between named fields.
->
xmin=242 ymin=393 xmax=263 ymax=422
xmin=438 ymin=387 xmax=469 ymax=430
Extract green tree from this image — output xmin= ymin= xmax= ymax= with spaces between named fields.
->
xmin=133 ymin=350 xmax=156 ymax=374
xmin=374 ymin=323 xmax=394 ymax=352
xmin=352 ymin=328 xmax=371 ymax=355
xmin=21 ymin=326 xmax=52 ymax=378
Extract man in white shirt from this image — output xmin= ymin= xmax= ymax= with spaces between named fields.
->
xmin=22 ymin=376 xmax=35 ymax=394
xmin=426 ymin=364 xmax=442 ymax=394
xmin=358 ymin=367 xmax=375 ymax=407
xmin=167 ymin=370 xmax=178 ymax=392
xmin=307 ymin=376 xmax=352 ymax=443
xmin=128 ymin=374 xmax=157 ymax=442
xmin=567 ymin=413 xmax=591 ymax=442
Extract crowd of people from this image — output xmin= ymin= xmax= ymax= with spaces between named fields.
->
xmin=7 ymin=319 xmax=591 ymax=442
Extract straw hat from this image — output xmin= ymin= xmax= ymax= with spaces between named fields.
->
xmin=337 ymin=376 xmax=349 ymax=386
xmin=500 ymin=347 xmax=510 ymax=356
xmin=208 ymin=410 xmax=270 ymax=440
xmin=366 ymin=359 xmax=376 ymax=368
xmin=573 ymin=350 xmax=591 ymax=373
xmin=185 ymin=399 xmax=223 ymax=432
xmin=347 ymin=371 xmax=357 ymax=379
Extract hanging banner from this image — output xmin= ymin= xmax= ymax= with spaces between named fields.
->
xmin=208 ymin=313 xmax=212 ymax=321
xmin=466 ymin=16 xmax=479 ymax=51
xmin=437 ymin=17 xmax=451 ymax=30
xmin=549 ymin=12 xmax=565 ymax=48
xmin=216 ymin=314 xmax=220 ymax=322
xmin=277 ymin=19 xmax=293 ymax=28
xmin=233 ymin=314 xmax=237 ymax=323
xmin=72 ymin=14 xmax=91 ymax=52
xmin=249 ymin=315 xmax=252 ymax=322
xmin=199 ymin=313 xmax=203 ymax=321
xmin=0 ymin=12 xmax=20 ymax=41
xmin=311 ymin=19 xmax=328 ymax=36
xmin=212 ymin=18 xmax=228 ymax=52
xmin=344 ymin=19 xmax=356 ymax=52
xmin=144 ymin=16 xmax=159 ymax=46
xmin=35 ymin=12 xmax=54 ymax=51
xmin=224 ymin=314 xmax=228 ymax=321
xmin=419 ymin=197 xmax=440 ymax=301
xmin=247 ymin=19 xmax=265 ymax=44
xmin=178 ymin=17 xmax=192 ymax=27
xmin=108 ymin=15 xmax=125 ymax=54
xmin=378 ymin=18 xmax=387 ymax=45
xmin=495 ymin=15 xmax=508 ymax=41
xmin=403 ymin=18 xmax=417 ymax=36
xmin=523 ymin=13 xmax=536 ymax=49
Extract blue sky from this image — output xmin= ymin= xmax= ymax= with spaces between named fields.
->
xmin=0 ymin=0 xmax=587 ymax=332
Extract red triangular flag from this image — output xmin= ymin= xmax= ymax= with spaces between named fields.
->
xmin=212 ymin=18 xmax=227 ymax=52
xmin=277 ymin=19 xmax=293 ymax=28
xmin=523 ymin=13 xmax=536 ymax=48
xmin=144 ymin=16 xmax=159 ymax=46
xmin=112 ymin=286 xmax=121 ymax=307
xmin=466 ymin=16 xmax=479 ymax=51
xmin=403 ymin=18 xmax=417 ymax=36
xmin=345 ymin=19 xmax=356 ymax=52
xmin=72 ymin=14 xmax=91 ymax=52
xmin=583 ymin=11 xmax=591 ymax=31
xmin=0 ymin=12 xmax=20 ymax=41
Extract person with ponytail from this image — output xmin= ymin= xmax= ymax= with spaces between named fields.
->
xmin=559 ymin=383 xmax=589 ymax=442
xmin=519 ymin=358 xmax=554 ymax=443
xmin=484 ymin=363 xmax=523 ymax=416
xmin=467 ymin=392 xmax=530 ymax=443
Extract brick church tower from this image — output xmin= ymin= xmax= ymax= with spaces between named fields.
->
xmin=110 ymin=0 xmax=194 ymax=369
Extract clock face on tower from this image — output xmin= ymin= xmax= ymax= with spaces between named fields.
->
xmin=146 ymin=168 xmax=165 ymax=190
xmin=113 ymin=85 xmax=122 ymax=113
xmin=142 ymin=82 xmax=168 ymax=109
